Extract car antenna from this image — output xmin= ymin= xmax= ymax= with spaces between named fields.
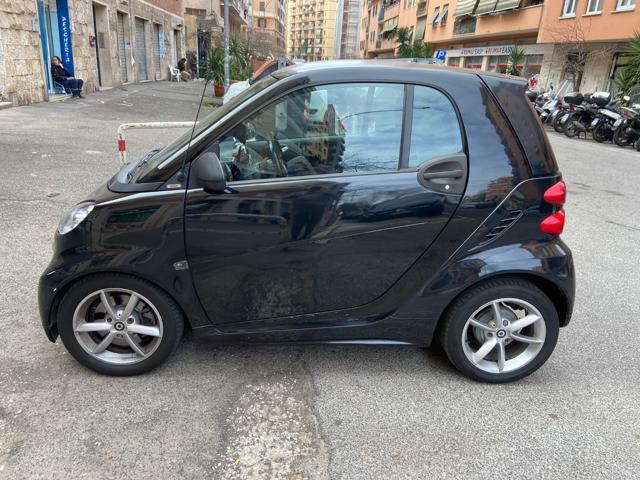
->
xmin=176 ymin=78 xmax=210 ymax=183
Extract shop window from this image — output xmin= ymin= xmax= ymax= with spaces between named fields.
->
xmin=465 ymin=56 xmax=483 ymax=69
xmin=448 ymin=57 xmax=461 ymax=68
xmin=561 ymin=0 xmax=577 ymax=16
xmin=488 ymin=56 xmax=508 ymax=73
xmin=616 ymin=0 xmax=635 ymax=10
xmin=586 ymin=0 xmax=603 ymax=13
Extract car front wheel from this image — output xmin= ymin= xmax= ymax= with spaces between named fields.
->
xmin=57 ymin=274 xmax=184 ymax=375
xmin=439 ymin=278 xmax=559 ymax=383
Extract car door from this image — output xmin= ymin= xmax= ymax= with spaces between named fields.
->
xmin=184 ymin=82 xmax=467 ymax=326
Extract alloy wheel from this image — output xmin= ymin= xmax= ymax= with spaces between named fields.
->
xmin=461 ymin=298 xmax=546 ymax=374
xmin=72 ymin=288 xmax=164 ymax=365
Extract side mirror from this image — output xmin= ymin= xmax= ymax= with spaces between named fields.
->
xmin=192 ymin=151 xmax=226 ymax=194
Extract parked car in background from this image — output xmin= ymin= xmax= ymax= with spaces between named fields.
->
xmin=39 ymin=61 xmax=574 ymax=383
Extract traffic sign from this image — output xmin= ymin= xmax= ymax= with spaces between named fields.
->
xmin=435 ymin=49 xmax=447 ymax=61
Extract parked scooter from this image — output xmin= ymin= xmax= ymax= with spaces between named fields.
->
xmin=562 ymin=92 xmax=611 ymax=139
xmin=613 ymin=104 xmax=640 ymax=149
xmin=591 ymin=106 xmax=622 ymax=143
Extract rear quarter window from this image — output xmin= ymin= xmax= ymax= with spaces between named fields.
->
xmin=408 ymin=86 xmax=464 ymax=167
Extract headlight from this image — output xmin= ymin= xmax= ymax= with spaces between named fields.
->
xmin=57 ymin=202 xmax=95 ymax=235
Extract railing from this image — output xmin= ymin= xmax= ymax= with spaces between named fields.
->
xmin=453 ymin=16 xmax=476 ymax=35
xmin=117 ymin=122 xmax=196 ymax=165
xmin=416 ymin=2 xmax=426 ymax=15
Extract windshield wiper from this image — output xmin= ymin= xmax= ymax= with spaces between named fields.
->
xmin=126 ymin=149 xmax=161 ymax=183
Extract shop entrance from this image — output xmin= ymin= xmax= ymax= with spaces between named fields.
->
xmin=37 ymin=0 xmax=75 ymax=97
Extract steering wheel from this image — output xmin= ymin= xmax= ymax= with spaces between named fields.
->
xmin=268 ymin=133 xmax=288 ymax=177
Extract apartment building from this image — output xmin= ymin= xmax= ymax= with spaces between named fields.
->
xmin=335 ymin=0 xmax=363 ymax=58
xmin=1 ymin=0 xmax=186 ymax=106
xmin=183 ymin=0 xmax=252 ymax=65
xmin=287 ymin=0 xmax=339 ymax=61
xmin=253 ymin=0 xmax=288 ymax=56
xmin=360 ymin=0 xmax=421 ymax=58
xmin=359 ymin=0 xmax=639 ymax=92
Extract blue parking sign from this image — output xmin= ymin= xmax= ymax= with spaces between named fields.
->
xmin=435 ymin=50 xmax=447 ymax=61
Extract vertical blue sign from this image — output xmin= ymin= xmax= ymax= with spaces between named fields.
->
xmin=56 ymin=0 xmax=74 ymax=75
xmin=435 ymin=49 xmax=447 ymax=61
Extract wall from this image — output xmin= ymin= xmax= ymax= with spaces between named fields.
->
xmin=538 ymin=0 xmax=640 ymax=44
xmin=0 ymin=0 xmax=47 ymax=105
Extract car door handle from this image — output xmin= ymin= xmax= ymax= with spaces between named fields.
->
xmin=417 ymin=153 xmax=468 ymax=195
xmin=422 ymin=169 xmax=464 ymax=180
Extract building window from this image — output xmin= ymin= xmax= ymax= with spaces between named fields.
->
xmin=562 ymin=0 xmax=577 ymax=16
xmin=453 ymin=16 xmax=476 ymax=35
xmin=259 ymin=1 xmax=265 ymax=10
xmin=616 ymin=0 xmax=635 ymax=10
xmin=430 ymin=7 xmax=441 ymax=26
xmin=258 ymin=18 xmax=266 ymax=27
xmin=440 ymin=4 xmax=449 ymax=25
xmin=586 ymin=0 xmax=603 ymax=13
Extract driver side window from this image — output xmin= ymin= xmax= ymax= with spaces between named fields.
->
xmin=217 ymin=82 xmax=405 ymax=181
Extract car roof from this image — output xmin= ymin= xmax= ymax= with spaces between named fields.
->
xmin=271 ymin=59 xmax=526 ymax=84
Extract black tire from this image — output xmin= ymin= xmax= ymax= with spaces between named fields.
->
xmin=57 ymin=274 xmax=184 ymax=376
xmin=614 ymin=126 xmax=633 ymax=147
xmin=553 ymin=113 xmax=565 ymax=133
xmin=636 ymin=139 xmax=640 ymax=152
xmin=563 ymin=114 xmax=579 ymax=138
xmin=438 ymin=278 xmax=560 ymax=383
xmin=591 ymin=123 xmax=609 ymax=143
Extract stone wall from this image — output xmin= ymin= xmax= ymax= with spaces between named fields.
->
xmin=0 ymin=0 xmax=185 ymax=106
xmin=0 ymin=0 xmax=46 ymax=105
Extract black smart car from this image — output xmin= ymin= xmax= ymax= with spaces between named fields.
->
xmin=39 ymin=61 xmax=574 ymax=382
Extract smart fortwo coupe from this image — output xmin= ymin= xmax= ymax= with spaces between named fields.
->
xmin=39 ymin=61 xmax=575 ymax=382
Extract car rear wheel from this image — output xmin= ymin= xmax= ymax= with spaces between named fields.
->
xmin=439 ymin=278 xmax=559 ymax=383
xmin=57 ymin=274 xmax=184 ymax=375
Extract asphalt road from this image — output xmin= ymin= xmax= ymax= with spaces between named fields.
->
xmin=1 ymin=82 xmax=639 ymax=479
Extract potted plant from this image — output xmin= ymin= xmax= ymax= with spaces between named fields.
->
xmin=202 ymin=47 xmax=225 ymax=97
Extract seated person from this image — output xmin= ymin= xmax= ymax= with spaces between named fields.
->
xmin=177 ymin=58 xmax=191 ymax=81
xmin=51 ymin=56 xmax=84 ymax=98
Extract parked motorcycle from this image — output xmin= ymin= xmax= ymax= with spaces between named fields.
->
xmin=590 ymin=106 xmax=622 ymax=143
xmin=613 ymin=105 xmax=640 ymax=149
xmin=562 ymin=92 xmax=611 ymax=139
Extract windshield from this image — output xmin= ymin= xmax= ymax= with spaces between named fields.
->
xmin=135 ymin=75 xmax=278 ymax=183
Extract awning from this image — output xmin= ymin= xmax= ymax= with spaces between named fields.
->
xmin=474 ymin=0 xmax=498 ymax=15
xmin=494 ymin=0 xmax=521 ymax=12
xmin=453 ymin=0 xmax=478 ymax=17
xmin=414 ymin=18 xmax=427 ymax=41
xmin=382 ymin=16 xmax=398 ymax=32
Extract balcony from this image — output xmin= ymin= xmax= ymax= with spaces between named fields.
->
xmin=416 ymin=1 xmax=427 ymax=16
xmin=378 ymin=7 xmax=385 ymax=21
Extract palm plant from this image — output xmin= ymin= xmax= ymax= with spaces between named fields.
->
xmin=202 ymin=46 xmax=225 ymax=85
xmin=410 ymin=41 xmax=433 ymax=59
xmin=615 ymin=66 xmax=637 ymax=95
xmin=504 ymin=45 xmax=526 ymax=77
xmin=393 ymin=27 xmax=413 ymax=58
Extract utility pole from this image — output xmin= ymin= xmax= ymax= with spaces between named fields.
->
xmin=223 ymin=0 xmax=230 ymax=92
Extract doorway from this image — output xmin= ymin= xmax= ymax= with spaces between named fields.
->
xmin=91 ymin=2 xmax=113 ymax=87
xmin=116 ymin=12 xmax=129 ymax=83
xmin=135 ymin=17 xmax=148 ymax=81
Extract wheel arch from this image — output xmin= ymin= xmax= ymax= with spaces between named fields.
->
xmin=434 ymin=272 xmax=572 ymax=337
xmin=46 ymin=270 xmax=193 ymax=340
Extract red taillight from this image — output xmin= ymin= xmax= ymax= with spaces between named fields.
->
xmin=544 ymin=180 xmax=566 ymax=205
xmin=541 ymin=181 xmax=566 ymax=235
xmin=556 ymin=104 xmax=563 ymax=110
xmin=540 ymin=210 xmax=565 ymax=235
